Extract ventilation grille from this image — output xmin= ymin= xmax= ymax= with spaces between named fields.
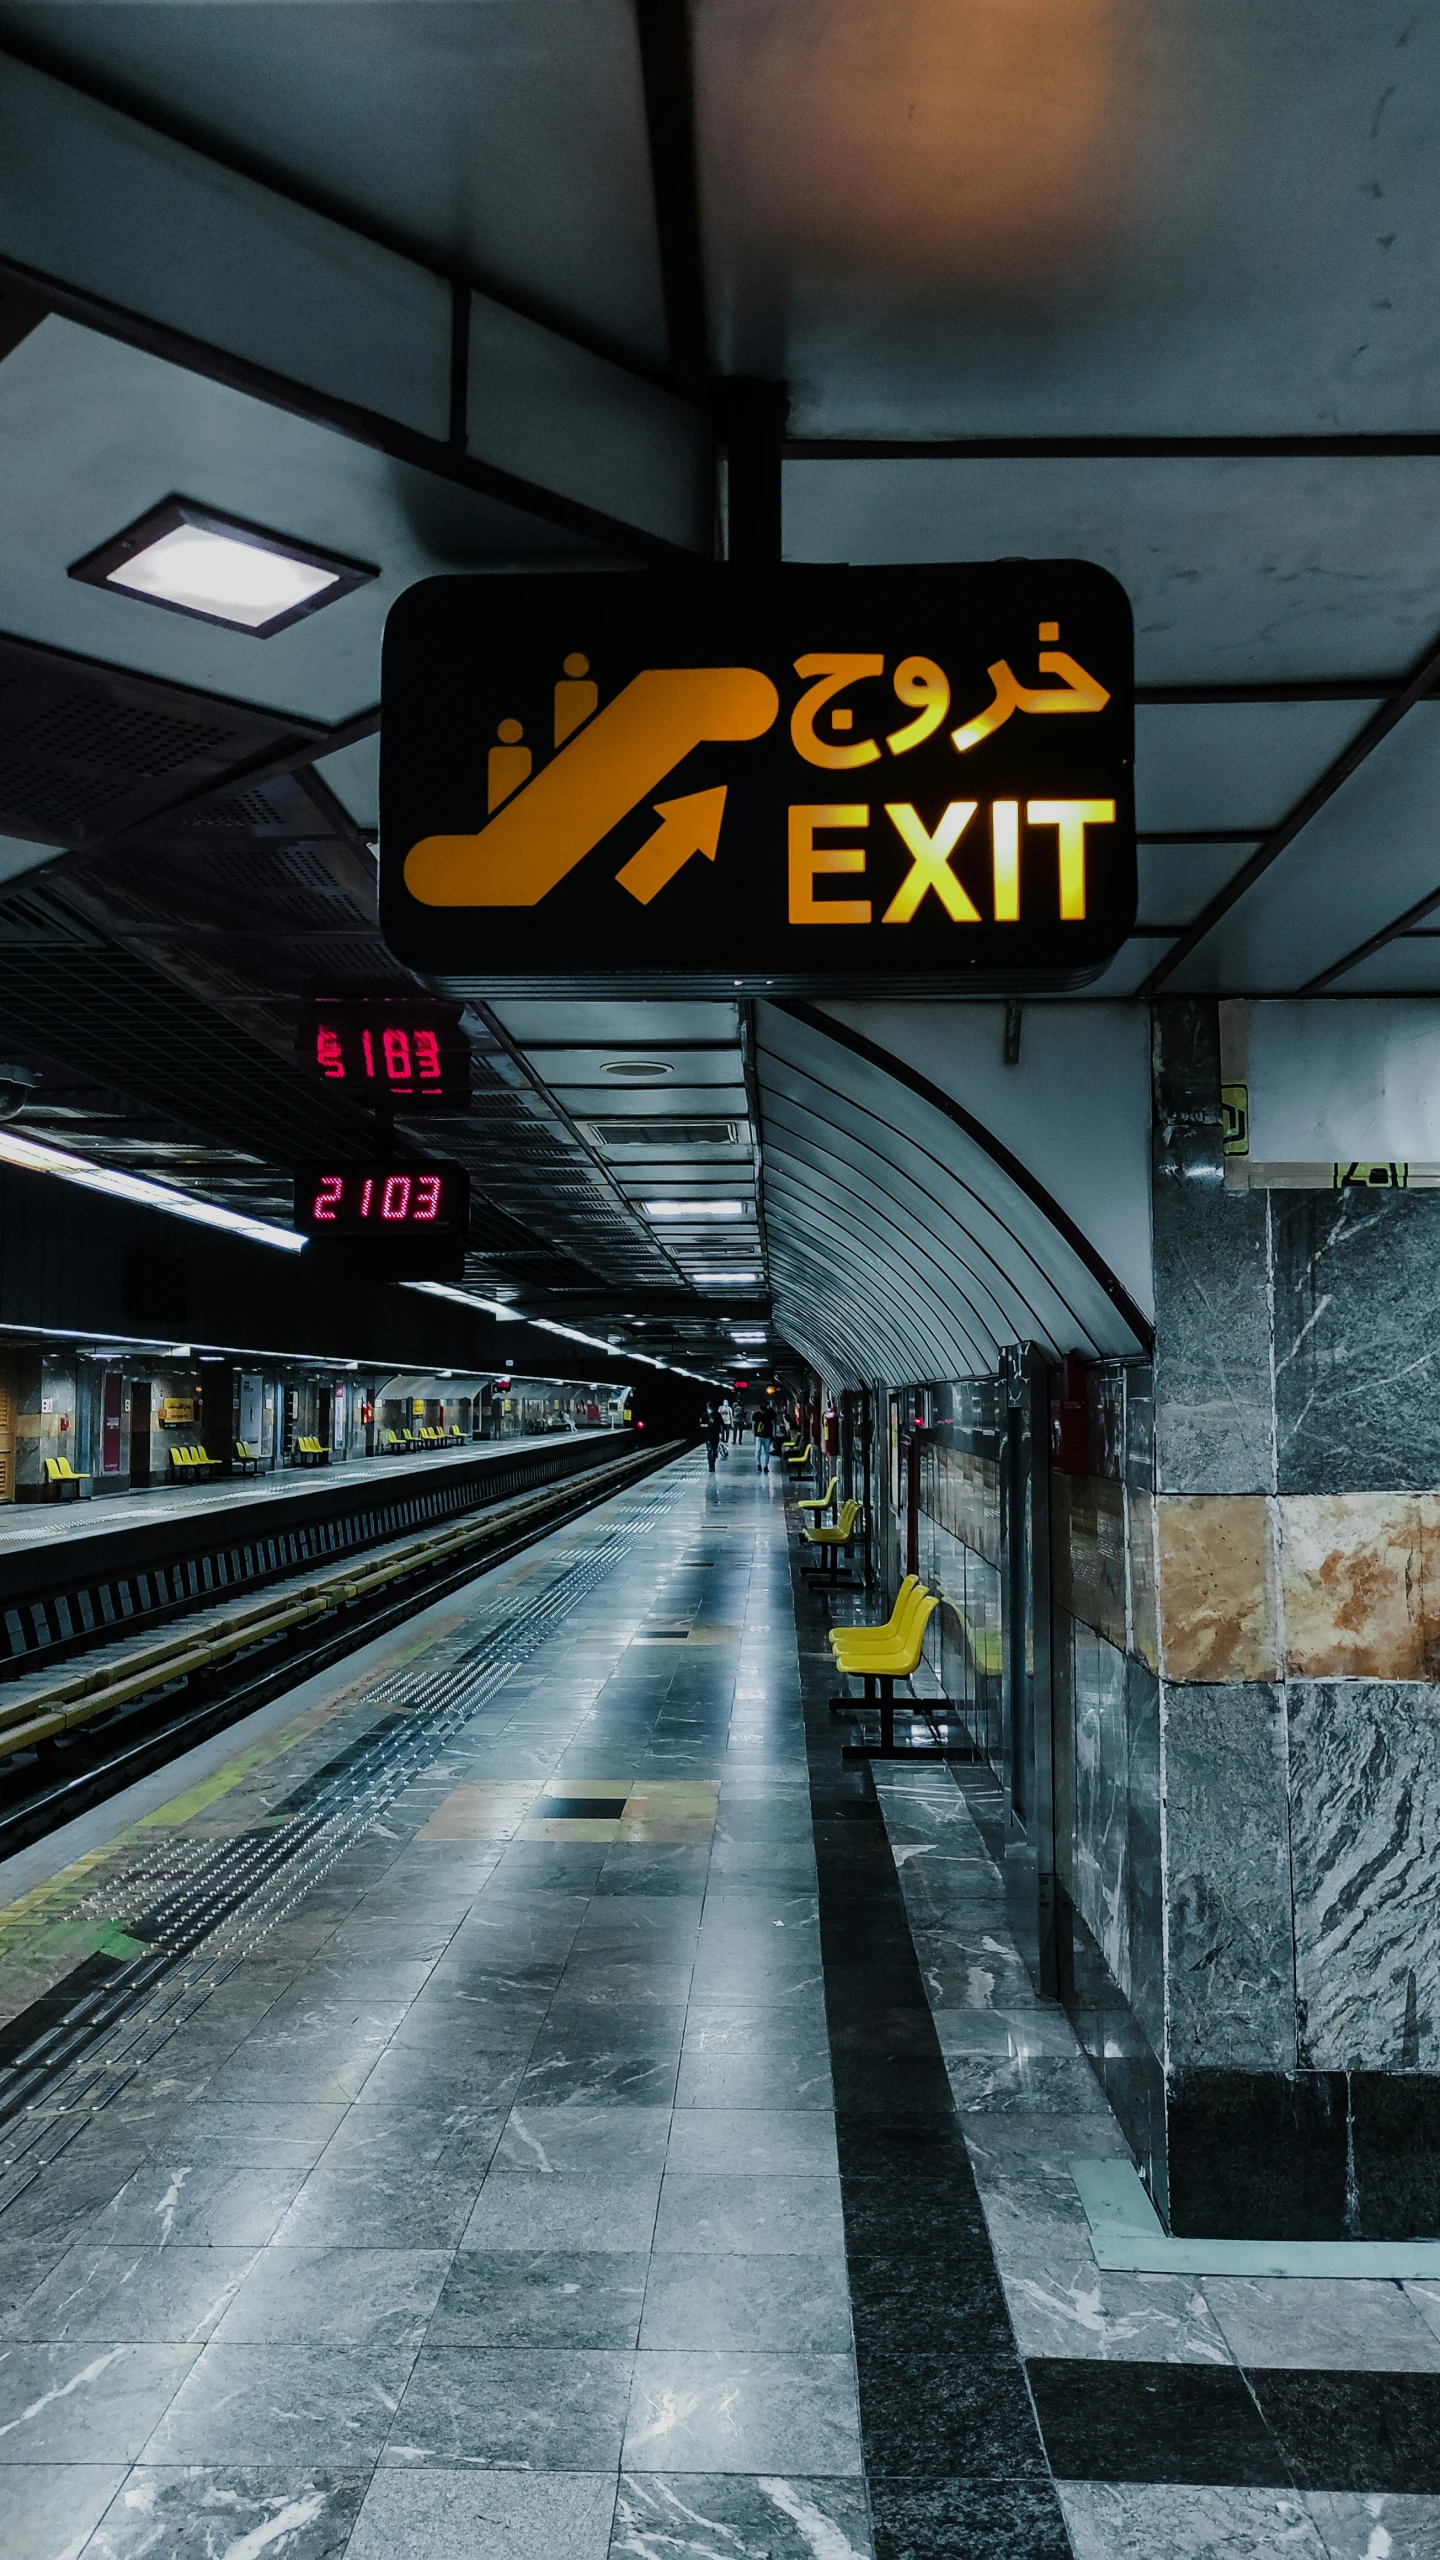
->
xmin=585 ymin=1118 xmax=748 ymax=1151
xmin=184 ymin=789 xmax=284 ymax=829
xmin=0 ymin=758 xmax=126 ymax=831
xmin=10 ymin=696 xmax=237 ymax=776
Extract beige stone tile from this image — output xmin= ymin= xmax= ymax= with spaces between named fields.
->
xmin=1156 ymin=1496 xmax=1280 ymax=1682
xmin=519 ymin=1818 xmax=623 ymax=1841
xmin=1279 ymin=1493 xmax=1437 ymax=1679
xmin=416 ymin=1783 xmax=535 ymax=1842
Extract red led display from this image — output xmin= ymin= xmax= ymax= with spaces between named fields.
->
xmin=293 ymin=1162 xmax=470 ymax=1279
xmin=301 ymin=999 xmax=468 ymax=1106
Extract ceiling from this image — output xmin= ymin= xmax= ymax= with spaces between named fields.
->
xmin=0 ymin=5 xmax=1435 ymax=1387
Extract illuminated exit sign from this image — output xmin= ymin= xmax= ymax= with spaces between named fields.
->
xmin=379 ymin=564 xmax=1134 ymax=993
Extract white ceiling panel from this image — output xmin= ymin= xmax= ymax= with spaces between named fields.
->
xmin=783 ymin=457 xmax=1440 ymax=686
xmin=0 ymin=0 xmax=670 ymax=369
xmin=1169 ymin=701 xmax=1440 ymax=991
xmin=1137 ymin=844 xmax=1258 ymax=928
xmin=1134 ymin=702 xmax=1370 ymax=835
xmin=698 ymin=0 xmax=1440 ymax=439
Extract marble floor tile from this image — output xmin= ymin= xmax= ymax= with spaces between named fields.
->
xmin=458 ymin=2170 xmax=663 ymax=2252
xmin=1060 ymin=2483 xmax=1328 ymax=2558
xmin=943 ymin=2054 xmax=1110 ymax=2116
xmin=673 ymin=2048 xmax=834 ymax=2110
xmin=663 ymin=2109 xmax=839 ymax=2177
xmin=622 ymin=2350 xmax=862 ymax=2475
xmin=1308 ymin=2492 xmax=1440 ymax=2558
xmin=4 ymin=2245 xmax=257 ymax=2346
xmin=0 ymin=2462 xmax=128 ymax=2560
xmin=638 ymin=2253 xmax=852 ymax=2352
xmin=346 ymin=2465 xmax=618 ymax=2560
xmin=652 ymin=2173 xmax=846 ymax=2257
xmin=353 ymin=2048 xmax=530 ymax=2110
xmin=84 ymin=2464 xmax=369 ymax=2559
xmin=515 ymin=2039 xmax=683 ymax=2109
xmin=385 ymin=2346 xmax=633 ymax=2469
xmin=0 ymin=2344 xmax=198 ymax=2463
xmin=210 ymin=2247 xmax=451 ymax=2348
xmin=426 ymin=2251 xmax=649 ymax=2349
xmin=489 ymin=2103 xmax=673 ymax=2176
xmin=610 ymin=2473 xmax=872 ymax=2558
xmin=1002 ymin=2262 xmax=1233 ymax=2363
xmin=270 ymin=2158 xmax=485 ymax=2250
xmin=1207 ymin=2279 xmax=1440 ymax=2372
xmin=141 ymin=2342 xmax=414 ymax=2464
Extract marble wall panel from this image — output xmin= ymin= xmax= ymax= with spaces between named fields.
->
xmin=1162 ymin=1680 xmax=1297 ymax=2071
xmin=1273 ymin=1190 xmax=1440 ymax=1495
xmin=1053 ymin=1607 xmax=1078 ymax=1900
xmin=1279 ymin=1493 xmax=1440 ymax=1680
xmin=1126 ymin=1658 xmax=1164 ymax=2062
xmin=1052 ymin=1473 xmax=1127 ymax=1651
xmin=1156 ymin=1495 xmax=1281 ymax=1683
xmin=1072 ymin=1617 xmax=1131 ymax=2000
xmin=1152 ymin=1002 xmax=1274 ymax=1498
xmin=1288 ymin=1678 xmax=1440 ymax=2073
xmin=1127 ymin=1486 xmax=1159 ymax=1672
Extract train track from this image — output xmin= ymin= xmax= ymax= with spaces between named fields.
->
xmin=0 ymin=1436 xmax=687 ymax=1859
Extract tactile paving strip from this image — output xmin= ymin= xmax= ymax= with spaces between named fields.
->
xmin=0 ymin=1464 xmax=699 ymax=2213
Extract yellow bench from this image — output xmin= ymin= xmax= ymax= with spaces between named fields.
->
xmin=168 ymin=1445 xmax=219 ymax=1481
xmin=292 ymin=1435 xmax=329 ymax=1466
xmin=233 ymin=1440 xmax=263 ymax=1476
xmin=799 ymin=1496 xmax=863 ymax=1587
xmin=827 ymin=1579 xmax=971 ymax=1763
xmin=797 ymin=1474 xmax=840 ymax=1523
xmin=783 ymin=1440 xmax=814 ymax=1473
xmin=43 ymin=1455 xmax=91 ymax=1500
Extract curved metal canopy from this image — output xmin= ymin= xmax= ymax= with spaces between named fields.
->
xmin=753 ymin=1002 xmax=1149 ymax=1387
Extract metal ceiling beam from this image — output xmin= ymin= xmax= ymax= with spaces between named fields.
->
xmin=633 ymin=0 xmax=709 ymax=402
xmin=0 ymin=50 xmax=709 ymax=560
xmin=1138 ymin=625 xmax=1440 ymax=1000
xmin=786 ymin=435 xmax=1440 ymax=461
xmin=1301 ymin=883 xmax=1440 ymax=995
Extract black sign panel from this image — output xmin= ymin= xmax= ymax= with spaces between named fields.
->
xmin=380 ymin=563 xmax=1134 ymax=994
xmin=294 ymin=1161 xmax=470 ymax=1282
xmin=300 ymin=997 xmax=469 ymax=1108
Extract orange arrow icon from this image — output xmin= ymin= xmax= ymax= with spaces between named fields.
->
xmin=615 ymin=786 xmax=728 ymax=905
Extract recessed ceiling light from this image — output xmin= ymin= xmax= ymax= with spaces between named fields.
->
xmin=600 ymin=1059 xmax=674 ymax=1082
xmin=693 ymin=1270 xmax=760 ymax=1284
xmin=731 ymin=1331 xmax=767 ymax=1343
xmin=70 ymin=498 xmax=378 ymax=637
xmin=645 ymin=1200 xmax=744 ymax=1219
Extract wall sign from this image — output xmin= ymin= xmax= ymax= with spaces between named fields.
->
xmin=379 ymin=563 xmax=1134 ymax=993
xmin=293 ymin=1161 xmax=470 ymax=1281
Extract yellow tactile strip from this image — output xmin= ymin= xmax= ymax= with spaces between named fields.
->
xmin=416 ymin=1776 xmax=721 ymax=1845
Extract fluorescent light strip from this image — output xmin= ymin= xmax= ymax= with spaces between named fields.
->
xmin=407 ymin=1285 xmax=718 ymax=1385
xmin=644 ymin=1200 xmax=745 ymax=1220
xmin=693 ymin=1271 xmax=761 ymax=1285
xmin=0 ymin=1128 xmax=305 ymax=1251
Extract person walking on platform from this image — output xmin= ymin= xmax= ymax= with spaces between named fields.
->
xmin=718 ymin=1396 xmax=733 ymax=1457
xmin=703 ymin=1405 xmax=722 ymax=1472
xmin=754 ymin=1404 xmax=772 ymax=1471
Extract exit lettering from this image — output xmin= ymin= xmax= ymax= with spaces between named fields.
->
xmin=786 ymin=800 xmax=1116 ymax=926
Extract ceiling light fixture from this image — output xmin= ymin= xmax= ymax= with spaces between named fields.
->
xmin=693 ymin=1271 xmax=760 ymax=1284
xmin=70 ymin=498 xmax=378 ymax=637
xmin=644 ymin=1200 xmax=744 ymax=1220
xmin=730 ymin=1331 xmax=767 ymax=1343
xmin=600 ymin=1059 xmax=674 ymax=1082
xmin=0 ymin=1127 xmax=304 ymax=1250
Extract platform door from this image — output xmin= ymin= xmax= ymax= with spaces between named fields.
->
xmin=130 ymin=1380 xmax=152 ymax=1488
xmin=0 ymin=1362 xmax=14 ymax=1501
xmin=101 ymin=1372 xmax=123 ymax=1474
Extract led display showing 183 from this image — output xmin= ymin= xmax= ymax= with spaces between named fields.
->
xmin=293 ymin=1161 xmax=470 ymax=1280
xmin=301 ymin=998 xmax=469 ymax=1107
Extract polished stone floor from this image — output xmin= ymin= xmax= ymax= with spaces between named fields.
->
xmin=3 ymin=1449 xmax=1439 ymax=2559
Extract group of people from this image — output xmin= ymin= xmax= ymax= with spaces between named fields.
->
xmin=702 ymin=1397 xmax=777 ymax=1472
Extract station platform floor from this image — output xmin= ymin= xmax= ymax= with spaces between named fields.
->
xmin=0 ymin=1432 xmax=606 ymax=1557
xmin=0 ymin=1452 xmax=1434 ymax=2560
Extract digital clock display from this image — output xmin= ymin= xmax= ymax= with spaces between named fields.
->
xmin=294 ymin=1162 xmax=470 ymax=1238
xmin=301 ymin=999 xmax=469 ymax=1106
